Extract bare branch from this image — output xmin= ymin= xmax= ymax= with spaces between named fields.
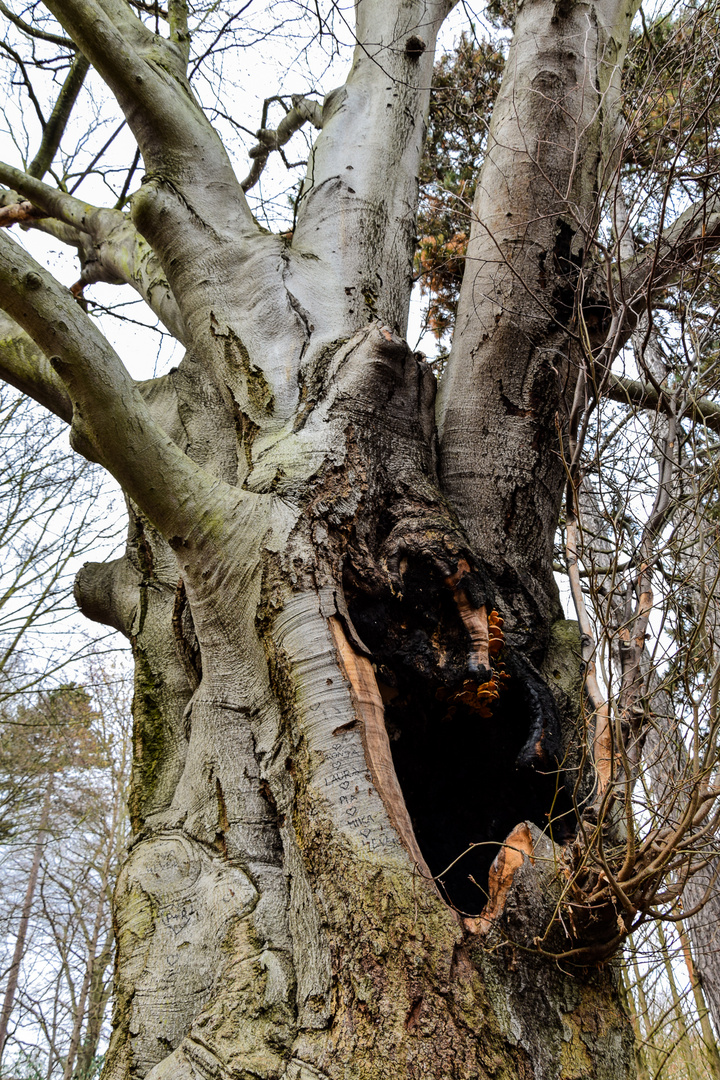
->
xmin=28 ymin=52 xmax=91 ymax=180
xmin=0 ymin=160 xmax=109 ymax=231
xmin=28 ymin=0 xmax=264 ymax=319
xmin=620 ymin=193 xmax=720 ymax=310
xmin=0 ymin=162 xmax=186 ymax=341
xmin=241 ymin=95 xmax=322 ymax=194
xmin=566 ymin=514 xmax=613 ymax=800
xmin=43 ymin=0 xmax=247 ymax=199
xmin=167 ymin=0 xmax=189 ymax=65
xmin=606 ymin=373 xmax=720 ymax=436
xmin=0 ymin=230 xmax=210 ymax=538
xmin=0 ymin=38 xmax=47 ymax=129
xmin=0 ymin=187 xmax=87 ymax=247
xmin=0 ymin=311 xmax=72 ymax=422
xmin=0 ymin=0 xmax=75 ymax=49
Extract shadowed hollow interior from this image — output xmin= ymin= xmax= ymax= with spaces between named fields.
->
xmin=345 ymin=559 xmax=573 ymax=914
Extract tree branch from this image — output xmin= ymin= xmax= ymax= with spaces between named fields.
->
xmin=0 ymin=160 xmax=98 ymax=229
xmin=291 ymin=0 xmax=456 ymax=332
xmin=436 ymin=0 xmax=640 ymax=630
xmin=167 ymin=0 xmax=189 ymax=66
xmin=606 ymin=373 xmax=720 ymax=436
xmin=28 ymin=52 xmax=91 ymax=180
xmin=0 ymin=0 xmax=75 ymax=48
xmin=0 ymin=38 xmax=47 ymax=129
xmin=0 ymin=230 xmax=214 ymax=538
xmin=241 ymin=95 xmax=322 ymax=193
xmin=34 ymin=0 xmax=264 ymax=336
xmin=0 ymin=201 xmax=45 ymax=227
xmin=43 ymin=0 xmax=248 ymax=203
xmin=74 ymin=556 xmax=142 ymax=635
xmin=0 ymin=311 xmax=72 ymax=422
xmin=0 ymin=162 xmax=185 ymax=341
xmin=0 ymin=188 xmax=88 ymax=246
xmin=619 ymin=193 xmax=720 ymax=310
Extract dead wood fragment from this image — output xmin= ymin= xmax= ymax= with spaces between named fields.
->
xmin=0 ymin=200 xmax=44 ymax=227
xmin=474 ymin=823 xmax=535 ymax=935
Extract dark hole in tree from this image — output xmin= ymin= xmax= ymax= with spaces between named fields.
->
xmin=345 ymin=560 xmax=573 ymax=915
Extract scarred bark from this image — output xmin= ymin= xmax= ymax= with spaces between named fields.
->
xmin=0 ymin=0 xmax=655 ymax=1073
xmin=67 ymin=324 xmax=632 ymax=1079
xmin=438 ymin=0 xmax=639 ymax=635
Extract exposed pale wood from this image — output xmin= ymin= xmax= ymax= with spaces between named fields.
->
xmin=445 ymin=559 xmax=491 ymax=672
xmin=329 ymin=616 xmax=434 ymax=884
xmin=566 ymin=516 xmax=613 ymax=798
xmin=0 ymin=200 xmax=43 ymax=225
xmin=474 ymin=823 xmax=535 ymax=936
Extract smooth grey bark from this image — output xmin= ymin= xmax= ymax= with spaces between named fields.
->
xmin=437 ymin=0 xmax=638 ymax=637
xmin=0 ymin=310 xmax=72 ymax=422
xmin=0 ymin=0 xmax=684 ymax=1073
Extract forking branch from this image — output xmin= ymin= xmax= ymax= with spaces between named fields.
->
xmin=0 ymin=229 xmax=217 ymax=539
xmin=0 ymin=162 xmax=185 ymax=340
xmin=241 ymin=95 xmax=323 ymax=194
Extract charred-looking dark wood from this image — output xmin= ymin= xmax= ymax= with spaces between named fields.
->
xmin=294 ymin=326 xmax=573 ymax=912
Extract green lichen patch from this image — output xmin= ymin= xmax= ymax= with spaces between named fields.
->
xmin=129 ymin=646 xmax=170 ymax=832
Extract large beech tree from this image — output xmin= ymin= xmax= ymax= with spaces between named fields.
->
xmin=1 ymin=0 xmax=720 ymax=1075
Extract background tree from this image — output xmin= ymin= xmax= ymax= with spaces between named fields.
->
xmin=0 ymin=373 xmax=114 ymax=706
xmin=621 ymin=920 xmax=720 ymax=1080
xmin=0 ymin=663 xmax=131 ymax=1079
xmin=0 ymin=0 xmax=720 ymax=1076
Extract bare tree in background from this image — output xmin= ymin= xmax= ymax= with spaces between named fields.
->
xmin=0 ymin=665 xmax=131 ymax=1079
xmin=0 ymin=0 xmax=720 ymax=1075
xmin=0 ymin=375 xmax=113 ymax=703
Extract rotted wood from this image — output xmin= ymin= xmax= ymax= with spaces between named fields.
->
xmin=276 ymin=325 xmax=571 ymax=911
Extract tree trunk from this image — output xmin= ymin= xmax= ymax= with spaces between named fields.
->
xmin=683 ymin=868 xmax=720 ymax=1045
xmin=67 ymin=322 xmax=635 ymax=1080
xmin=0 ymin=0 xmax=648 ymax=1073
xmin=73 ymin=932 xmax=114 ymax=1080
xmin=677 ymin=915 xmax=720 ymax=1078
xmin=63 ymin=889 xmax=107 ymax=1080
xmin=656 ymin=922 xmax=701 ymax=1080
xmin=619 ymin=966 xmax=650 ymax=1080
xmin=630 ymin=948 xmax=660 ymax=1080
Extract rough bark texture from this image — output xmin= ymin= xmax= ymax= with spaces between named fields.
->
xmin=0 ymin=0 xmax=647 ymax=1075
xmin=437 ymin=0 xmax=637 ymax=636
xmin=682 ymin=866 xmax=720 ymax=1038
xmin=69 ymin=326 xmax=635 ymax=1080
